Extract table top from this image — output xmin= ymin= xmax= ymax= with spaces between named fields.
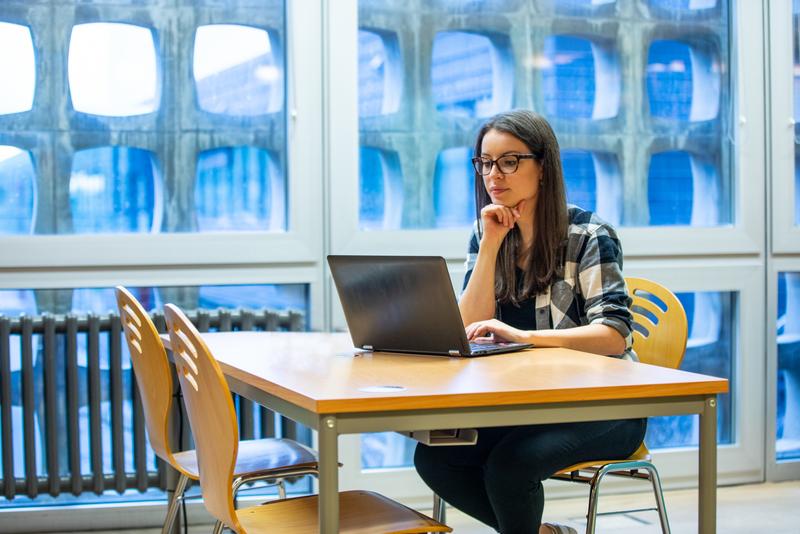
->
xmin=161 ymin=331 xmax=728 ymax=415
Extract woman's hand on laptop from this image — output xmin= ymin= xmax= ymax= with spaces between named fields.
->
xmin=466 ymin=319 xmax=528 ymax=344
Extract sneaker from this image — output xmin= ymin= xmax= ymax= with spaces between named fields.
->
xmin=541 ymin=523 xmax=578 ymax=534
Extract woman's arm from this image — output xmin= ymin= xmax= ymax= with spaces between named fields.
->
xmin=465 ymin=320 xmax=626 ymax=356
xmin=458 ymin=203 xmax=523 ymax=326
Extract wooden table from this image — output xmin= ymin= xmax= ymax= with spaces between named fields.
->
xmin=162 ymin=331 xmax=728 ymax=534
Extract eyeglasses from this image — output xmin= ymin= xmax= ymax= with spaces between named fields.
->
xmin=471 ymin=154 xmax=538 ymax=176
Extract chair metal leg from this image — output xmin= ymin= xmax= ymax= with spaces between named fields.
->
xmin=277 ymin=479 xmax=287 ymax=499
xmin=212 ymin=520 xmax=225 ymax=534
xmin=585 ymin=468 xmax=609 ymax=534
xmin=162 ymin=474 xmax=189 ymax=534
xmin=432 ymin=492 xmax=446 ymax=523
xmin=645 ymin=465 xmax=671 ymax=534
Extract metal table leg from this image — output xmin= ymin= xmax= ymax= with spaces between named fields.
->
xmin=699 ymin=396 xmax=717 ymax=534
xmin=318 ymin=416 xmax=339 ymax=533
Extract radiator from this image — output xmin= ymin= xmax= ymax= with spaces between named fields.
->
xmin=0 ymin=308 xmax=306 ymax=501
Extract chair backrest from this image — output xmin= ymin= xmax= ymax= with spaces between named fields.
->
xmin=626 ymin=277 xmax=688 ymax=370
xmin=164 ymin=303 xmax=241 ymax=532
xmin=115 ymin=286 xmax=182 ymax=471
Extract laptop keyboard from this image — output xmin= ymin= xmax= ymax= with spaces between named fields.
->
xmin=469 ymin=341 xmax=515 ymax=353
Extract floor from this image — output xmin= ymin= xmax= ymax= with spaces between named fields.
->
xmin=29 ymin=480 xmax=800 ymax=533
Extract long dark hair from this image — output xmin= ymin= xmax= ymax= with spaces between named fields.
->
xmin=473 ymin=110 xmax=569 ymax=305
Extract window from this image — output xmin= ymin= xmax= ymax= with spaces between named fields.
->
xmin=431 ymin=31 xmax=512 ymax=118
xmin=648 ymin=0 xmax=719 ymax=18
xmin=433 ymin=147 xmax=474 ymax=228
xmin=358 ymin=29 xmax=402 ymax=117
xmin=68 ymin=23 xmax=159 ymax=117
xmin=69 ymin=146 xmax=163 ymax=234
xmin=0 ymin=22 xmax=35 ymax=115
xmin=777 ymin=273 xmax=800 ymax=461
xmin=193 ymin=24 xmax=283 ymax=116
xmin=359 ymin=146 xmax=403 ymax=230
xmin=541 ymin=35 xmax=620 ymax=120
xmin=647 ymin=150 xmax=721 ymax=226
xmin=0 ymin=146 xmax=36 ymax=234
xmin=195 ymin=146 xmax=286 ymax=232
xmin=647 ymin=291 xmax=735 ymax=449
xmin=647 ymin=38 xmax=720 ymax=123
xmin=561 ymin=149 xmax=622 ymax=225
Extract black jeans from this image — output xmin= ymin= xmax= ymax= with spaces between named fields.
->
xmin=414 ymin=418 xmax=646 ymax=534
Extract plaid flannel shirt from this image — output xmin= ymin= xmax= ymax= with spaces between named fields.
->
xmin=464 ymin=205 xmax=636 ymax=360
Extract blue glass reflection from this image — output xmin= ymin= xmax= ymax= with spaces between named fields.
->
xmin=647 ymin=40 xmax=693 ymax=121
xmin=359 ymin=30 xmax=386 ymax=117
xmin=542 ymin=36 xmax=595 ymax=119
xmin=649 ymin=0 xmax=717 ymax=13
xmin=561 ymin=150 xmax=597 ymax=212
xmin=359 ymin=146 xmax=402 ymax=230
xmin=777 ymin=273 xmax=800 ymax=460
xmin=646 ymin=291 xmax=733 ymax=449
xmin=70 ymin=147 xmax=161 ymax=234
xmin=434 ymin=147 xmax=474 ymax=228
xmin=195 ymin=146 xmax=285 ymax=232
xmin=0 ymin=147 xmax=36 ymax=234
xmin=198 ymin=284 xmax=308 ymax=312
xmin=193 ymin=25 xmax=283 ymax=116
xmin=648 ymin=151 xmax=693 ymax=225
xmin=432 ymin=32 xmax=506 ymax=117
xmin=553 ymin=0 xmax=615 ymax=15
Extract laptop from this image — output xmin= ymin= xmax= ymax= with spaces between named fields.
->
xmin=327 ymin=255 xmax=533 ymax=357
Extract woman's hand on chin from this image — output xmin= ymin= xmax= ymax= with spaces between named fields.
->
xmin=465 ymin=319 xmax=529 ymax=343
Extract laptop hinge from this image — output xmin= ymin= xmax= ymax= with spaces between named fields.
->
xmin=448 ymin=350 xmax=461 ymax=356
xmin=362 ymin=345 xmax=373 ymax=351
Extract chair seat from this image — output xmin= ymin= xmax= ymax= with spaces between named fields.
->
xmin=236 ymin=490 xmax=452 ymax=534
xmin=555 ymin=441 xmax=651 ymax=475
xmin=173 ymin=438 xmax=319 ymax=479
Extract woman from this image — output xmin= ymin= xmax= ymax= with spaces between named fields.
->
xmin=414 ymin=110 xmax=646 ymax=534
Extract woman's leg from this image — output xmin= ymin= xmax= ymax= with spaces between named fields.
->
xmin=484 ymin=418 xmax=646 ymax=534
xmin=414 ymin=426 xmax=516 ymax=531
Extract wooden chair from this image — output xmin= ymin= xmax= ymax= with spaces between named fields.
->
xmin=547 ymin=276 xmax=688 ymax=534
xmin=163 ymin=302 xmax=452 ymax=534
xmin=429 ymin=277 xmax=688 ymax=534
xmin=115 ymin=287 xmax=320 ymax=534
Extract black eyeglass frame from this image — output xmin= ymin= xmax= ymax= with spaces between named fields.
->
xmin=471 ymin=154 xmax=538 ymax=176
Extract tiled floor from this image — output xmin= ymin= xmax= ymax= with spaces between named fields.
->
xmin=29 ymin=480 xmax=800 ymax=534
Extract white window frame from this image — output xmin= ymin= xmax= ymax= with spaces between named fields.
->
xmin=770 ymin=0 xmax=799 ymax=253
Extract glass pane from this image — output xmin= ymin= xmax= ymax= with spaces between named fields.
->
xmin=359 ymin=146 xmax=403 ymax=230
xmin=68 ymin=23 xmax=159 ymax=117
xmin=433 ymin=147 xmax=474 ymax=228
xmin=69 ymin=146 xmax=163 ymax=234
xmin=0 ymin=146 xmax=36 ymax=234
xmin=431 ymin=31 xmax=512 ymax=118
xmin=547 ymin=0 xmax=616 ymax=16
xmin=195 ymin=146 xmax=285 ymax=232
xmin=648 ymin=150 xmax=720 ymax=226
xmin=647 ymin=291 xmax=735 ymax=449
xmin=359 ymin=29 xmax=401 ymax=117
xmin=198 ymin=284 xmax=307 ymax=312
xmin=361 ymin=432 xmax=417 ymax=469
xmin=0 ymin=22 xmax=35 ymax=115
xmin=777 ymin=273 xmax=800 ymax=461
xmin=647 ymin=39 xmax=720 ymax=122
xmin=358 ymin=1 xmax=730 ymax=230
xmin=193 ymin=24 xmax=283 ymax=116
xmin=542 ymin=35 xmax=620 ymax=120
xmin=561 ymin=149 xmax=622 ymax=226
xmin=648 ymin=0 xmax=719 ymax=17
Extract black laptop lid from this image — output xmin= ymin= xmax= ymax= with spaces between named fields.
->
xmin=327 ymin=255 xmax=470 ymax=356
